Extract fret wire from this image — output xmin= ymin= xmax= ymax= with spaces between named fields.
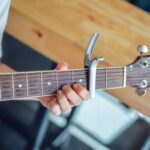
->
xmin=12 ymin=73 xmax=15 ymax=98
xmin=26 ymin=73 xmax=29 ymax=96
xmin=56 ymin=71 xmax=58 ymax=90
xmin=41 ymin=72 xmax=43 ymax=96
xmin=105 ymin=68 xmax=107 ymax=89
xmin=71 ymin=70 xmax=74 ymax=83
xmin=123 ymin=66 xmax=127 ymax=87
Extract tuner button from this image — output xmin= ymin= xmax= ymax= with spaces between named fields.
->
xmin=136 ymin=88 xmax=147 ymax=96
xmin=137 ymin=45 xmax=149 ymax=56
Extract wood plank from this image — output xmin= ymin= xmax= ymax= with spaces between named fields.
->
xmin=5 ymin=0 xmax=150 ymax=116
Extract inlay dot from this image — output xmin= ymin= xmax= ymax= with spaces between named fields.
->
xmin=18 ymin=84 xmax=22 ymax=88
xmin=79 ymin=79 xmax=83 ymax=83
xmin=47 ymin=82 xmax=51 ymax=86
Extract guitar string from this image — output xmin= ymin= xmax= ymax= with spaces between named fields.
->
xmin=0 ymin=77 xmax=146 ymax=95
xmin=0 ymin=71 xmax=149 ymax=88
xmin=0 ymin=73 xmax=148 ymax=89
xmin=0 ymin=82 xmax=145 ymax=99
xmin=0 ymin=66 xmax=149 ymax=82
xmin=0 ymin=68 xmax=149 ymax=97
xmin=0 ymin=64 xmax=148 ymax=79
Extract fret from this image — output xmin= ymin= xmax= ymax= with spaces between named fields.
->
xmin=57 ymin=71 xmax=72 ymax=86
xmin=1 ymin=74 xmax=13 ymax=100
xmin=42 ymin=71 xmax=57 ymax=95
xmin=13 ymin=73 xmax=28 ymax=98
xmin=106 ymin=68 xmax=124 ymax=89
xmin=28 ymin=72 xmax=42 ymax=97
xmin=96 ymin=69 xmax=106 ymax=90
xmin=73 ymin=70 xmax=88 ymax=88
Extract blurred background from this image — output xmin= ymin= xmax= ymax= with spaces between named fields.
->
xmin=1 ymin=0 xmax=150 ymax=150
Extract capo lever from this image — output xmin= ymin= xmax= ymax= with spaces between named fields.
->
xmin=84 ymin=33 xmax=104 ymax=98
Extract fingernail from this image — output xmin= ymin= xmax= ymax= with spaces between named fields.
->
xmin=62 ymin=85 xmax=68 ymax=90
xmin=73 ymin=83 xmax=79 ymax=89
xmin=57 ymin=90 xmax=62 ymax=94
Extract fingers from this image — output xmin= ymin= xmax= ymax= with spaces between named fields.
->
xmin=40 ymin=97 xmax=61 ymax=116
xmin=56 ymin=62 xmax=68 ymax=71
xmin=56 ymin=90 xmax=71 ymax=113
xmin=72 ymin=83 xmax=90 ymax=100
xmin=40 ymin=62 xmax=90 ymax=116
xmin=40 ymin=83 xmax=89 ymax=115
xmin=47 ymin=98 xmax=61 ymax=115
xmin=62 ymin=85 xmax=82 ymax=106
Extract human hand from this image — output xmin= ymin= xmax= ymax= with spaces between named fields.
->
xmin=40 ymin=62 xmax=90 ymax=115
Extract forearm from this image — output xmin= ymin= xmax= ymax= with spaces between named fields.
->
xmin=0 ymin=63 xmax=15 ymax=73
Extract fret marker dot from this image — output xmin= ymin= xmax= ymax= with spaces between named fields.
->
xmin=47 ymin=82 xmax=51 ymax=86
xmin=18 ymin=84 xmax=22 ymax=88
xmin=79 ymin=79 xmax=83 ymax=83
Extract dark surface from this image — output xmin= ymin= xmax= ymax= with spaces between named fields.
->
xmin=129 ymin=0 xmax=150 ymax=12
xmin=2 ymin=33 xmax=56 ymax=71
xmin=109 ymin=119 xmax=150 ymax=150
xmin=0 ymin=120 xmax=27 ymax=150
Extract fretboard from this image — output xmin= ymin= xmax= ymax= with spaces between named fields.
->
xmin=0 ymin=67 xmax=126 ymax=101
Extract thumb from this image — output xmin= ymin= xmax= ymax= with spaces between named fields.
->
xmin=56 ymin=62 xmax=68 ymax=71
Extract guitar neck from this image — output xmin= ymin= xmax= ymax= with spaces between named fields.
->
xmin=0 ymin=67 xmax=128 ymax=101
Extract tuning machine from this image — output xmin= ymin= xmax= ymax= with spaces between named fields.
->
xmin=137 ymin=45 xmax=149 ymax=57
xmin=136 ymin=88 xmax=147 ymax=96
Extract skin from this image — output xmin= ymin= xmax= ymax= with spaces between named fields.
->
xmin=40 ymin=62 xmax=90 ymax=115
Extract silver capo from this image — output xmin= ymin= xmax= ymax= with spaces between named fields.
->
xmin=84 ymin=33 xmax=104 ymax=98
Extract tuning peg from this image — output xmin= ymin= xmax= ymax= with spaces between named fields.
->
xmin=135 ymin=88 xmax=147 ymax=96
xmin=137 ymin=45 xmax=149 ymax=57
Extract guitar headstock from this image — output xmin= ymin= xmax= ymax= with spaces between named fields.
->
xmin=126 ymin=45 xmax=150 ymax=96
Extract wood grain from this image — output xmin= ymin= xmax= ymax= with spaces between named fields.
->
xmin=5 ymin=0 xmax=150 ymax=116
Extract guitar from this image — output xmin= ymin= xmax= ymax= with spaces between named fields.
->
xmin=0 ymin=33 xmax=149 ymax=103
xmin=0 ymin=56 xmax=149 ymax=100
